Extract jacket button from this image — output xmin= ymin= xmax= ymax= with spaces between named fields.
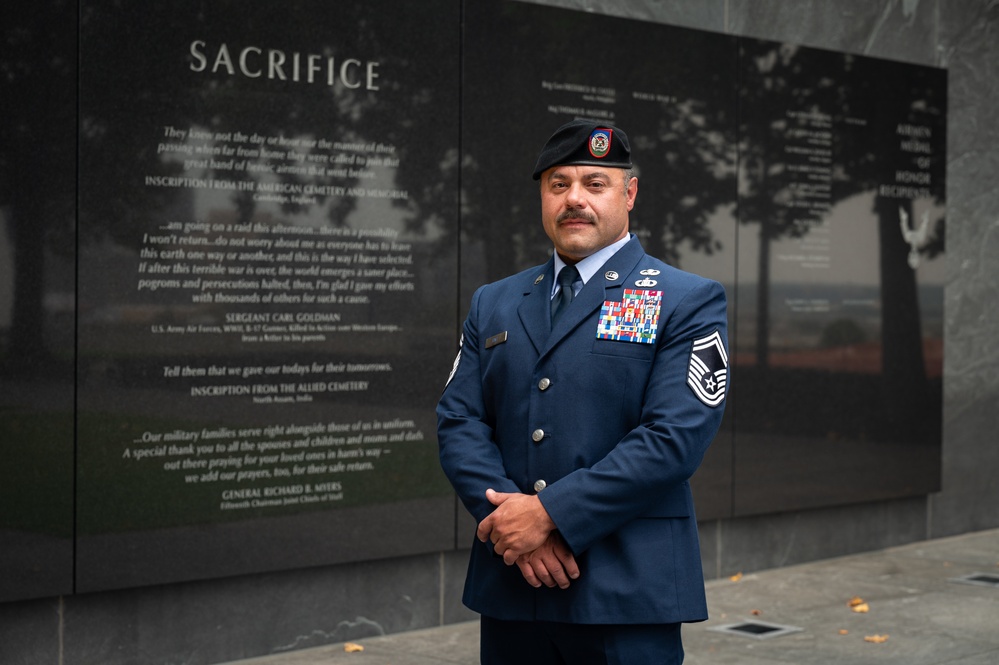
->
xmin=531 ymin=429 xmax=545 ymax=442
xmin=533 ymin=479 xmax=547 ymax=492
xmin=538 ymin=377 xmax=551 ymax=391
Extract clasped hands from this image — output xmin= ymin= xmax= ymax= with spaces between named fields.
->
xmin=476 ymin=488 xmax=580 ymax=589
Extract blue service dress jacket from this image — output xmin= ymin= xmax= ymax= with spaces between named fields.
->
xmin=437 ymin=235 xmax=729 ymax=625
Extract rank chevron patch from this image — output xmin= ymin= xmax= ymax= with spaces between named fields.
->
xmin=687 ymin=330 xmax=728 ymax=407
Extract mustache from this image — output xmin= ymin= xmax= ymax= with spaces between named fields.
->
xmin=556 ymin=210 xmax=596 ymax=224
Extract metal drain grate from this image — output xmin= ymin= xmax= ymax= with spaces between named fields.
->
xmin=709 ymin=620 xmax=803 ymax=640
xmin=950 ymin=572 xmax=999 ymax=588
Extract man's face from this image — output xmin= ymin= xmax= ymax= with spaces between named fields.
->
xmin=539 ymin=165 xmax=637 ymax=264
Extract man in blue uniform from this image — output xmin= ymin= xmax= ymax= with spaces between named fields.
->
xmin=437 ymin=119 xmax=729 ymax=664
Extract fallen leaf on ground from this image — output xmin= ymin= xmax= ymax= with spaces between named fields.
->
xmin=864 ymin=634 xmax=889 ymax=643
xmin=729 ymin=572 xmax=743 ymax=582
xmin=750 ymin=609 xmax=762 ymax=616
xmin=344 ymin=643 xmax=365 ymax=653
xmin=838 ymin=629 xmax=849 ymax=635
xmin=847 ymin=596 xmax=865 ymax=607
xmin=851 ymin=602 xmax=870 ymax=613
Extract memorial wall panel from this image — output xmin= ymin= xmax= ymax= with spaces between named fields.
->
xmin=75 ymin=0 xmax=460 ymax=592
xmin=0 ymin=1 xmax=78 ymax=603
xmin=733 ymin=40 xmax=946 ymax=514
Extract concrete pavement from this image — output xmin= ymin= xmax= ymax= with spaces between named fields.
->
xmin=219 ymin=528 xmax=999 ymax=664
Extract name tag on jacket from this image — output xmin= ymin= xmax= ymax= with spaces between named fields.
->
xmin=484 ymin=331 xmax=508 ymax=348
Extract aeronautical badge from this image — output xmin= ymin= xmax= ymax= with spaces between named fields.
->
xmin=687 ymin=330 xmax=728 ymax=407
xmin=589 ymin=128 xmax=612 ymax=159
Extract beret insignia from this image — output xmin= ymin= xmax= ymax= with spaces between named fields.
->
xmin=589 ymin=129 xmax=612 ymax=158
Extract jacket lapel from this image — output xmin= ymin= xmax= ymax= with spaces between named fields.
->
xmin=518 ymin=259 xmax=555 ymax=355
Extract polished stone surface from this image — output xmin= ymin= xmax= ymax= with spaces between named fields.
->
xmin=56 ymin=554 xmax=446 ymax=665
xmin=716 ymin=497 xmax=929 ymax=576
xmin=935 ymin=0 xmax=999 ymax=538
xmin=722 ymin=0 xmax=999 ymax=548
xmin=519 ymin=0 xmax=728 ymax=32
xmin=0 ymin=597 xmax=62 ymax=665
xmin=72 ymin=0 xmax=461 ymax=592
xmin=728 ymin=0 xmax=939 ymax=64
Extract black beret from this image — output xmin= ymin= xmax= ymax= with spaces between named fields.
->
xmin=532 ymin=119 xmax=632 ymax=180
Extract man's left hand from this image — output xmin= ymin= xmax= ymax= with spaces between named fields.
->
xmin=514 ymin=531 xmax=580 ymax=589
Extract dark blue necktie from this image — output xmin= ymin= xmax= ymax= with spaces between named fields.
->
xmin=551 ymin=265 xmax=579 ymax=325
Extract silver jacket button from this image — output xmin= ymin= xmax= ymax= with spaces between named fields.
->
xmin=538 ymin=377 xmax=551 ymax=391
xmin=531 ymin=429 xmax=545 ymax=442
xmin=533 ymin=479 xmax=547 ymax=492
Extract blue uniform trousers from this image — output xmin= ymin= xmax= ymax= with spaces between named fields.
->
xmin=480 ymin=616 xmax=683 ymax=665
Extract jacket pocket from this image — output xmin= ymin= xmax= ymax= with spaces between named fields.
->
xmin=641 ymin=482 xmax=693 ymax=518
xmin=591 ymin=337 xmax=656 ymax=361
